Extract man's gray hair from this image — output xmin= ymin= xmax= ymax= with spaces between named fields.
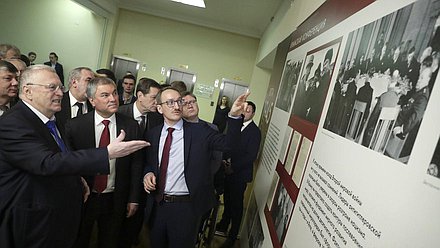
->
xmin=86 ymin=77 xmax=116 ymax=99
xmin=68 ymin=67 xmax=93 ymax=87
xmin=0 ymin=44 xmax=21 ymax=59
xmin=20 ymin=65 xmax=56 ymax=88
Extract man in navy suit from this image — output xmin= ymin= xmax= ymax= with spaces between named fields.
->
xmin=44 ymin=52 xmax=64 ymax=84
xmin=0 ymin=65 xmax=148 ymax=248
xmin=216 ymin=101 xmax=261 ymax=248
xmin=143 ymin=87 xmax=249 ymax=248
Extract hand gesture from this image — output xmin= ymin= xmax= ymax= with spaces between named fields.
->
xmin=107 ymin=130 xmax=149 ymax=159
xmin=229 ymin=91 xmax=250 ymax=117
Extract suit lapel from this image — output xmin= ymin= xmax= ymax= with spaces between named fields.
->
xmin=83 ymin=111 xmax=97 ymax=148
xmin=19 ymin=101 xmax=61 ymax=152
xmin=183 ymin=121 xmax=191 ymax=169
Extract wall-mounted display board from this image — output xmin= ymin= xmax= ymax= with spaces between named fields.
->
xmin=246 ymin=0 xmax=440 ymax=247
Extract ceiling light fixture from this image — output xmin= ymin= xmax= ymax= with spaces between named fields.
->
xmin=171 ymin=0 xmax=206 ymax=8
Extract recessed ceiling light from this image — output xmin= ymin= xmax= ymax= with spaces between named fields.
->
xmin=171 ymin=0 xmax=206 ymax=8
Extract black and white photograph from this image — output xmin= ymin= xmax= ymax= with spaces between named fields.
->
xmin=248 ymin=213 xmax=264 ymax=248
xmin=275 ymin=59 xmax=303 ymax=112
xmin=324 ymin=0 xmax=439 ymax=164
xmin=271 ymin=182 xmax=294 ymax=245
xmin=246 ymin=193 xmax=258 ymax=238
xmin=291 ymin=41 xmax=340 ymax=125
xmin=428 ymin=138 xmax=440 ymax=178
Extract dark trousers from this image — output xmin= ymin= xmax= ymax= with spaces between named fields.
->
xmin=217 ymin=177 xmax=247 ymax=239
xmin=74 ymin=192 xmax=120 ymax=248
xmin=149 ymin=200 xmax=201 ymax=248
xmin=120 ymin=191 xmax=148 ymax=247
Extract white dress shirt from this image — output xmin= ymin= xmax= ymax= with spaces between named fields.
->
xmin=159 ymin=119 xmax=188 ymax=195
xmin=94 ymin=112 xmax=117 ymax=193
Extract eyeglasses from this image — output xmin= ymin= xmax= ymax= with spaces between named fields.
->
xmin=27 ymin=83 xmax=65 ymax=92
xmin=158 ymin=98 xmax=184 ymax=108
xmin=183 ymin=99 xmax=197 ymax=106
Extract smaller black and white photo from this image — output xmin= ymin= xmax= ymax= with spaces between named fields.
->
xmin=291 ymin=41 xmax=340 ymax=125
xmin=276 ymin=59 xmax=303 ymax=113
xmin=428 ymin=138 xmax=440 ymax=178
xmin=248 ymin=213 xmax=264 ymax=248
xmin=246 ymin=193 xmax=258 ymax=238
xmin=271 ymin=182 xmax=295 ymax=245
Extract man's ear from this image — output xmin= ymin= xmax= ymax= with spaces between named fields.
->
xmin=23 ymin=85 xmax=32 ymax=100
xmin=137 ymin=91 xmax=143 ymax=99
xmin=157 ymin=104 xmax=163 ymax=114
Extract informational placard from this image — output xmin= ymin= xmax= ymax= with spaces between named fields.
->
xmin=245 ymin=0 xmax=440 ymax=247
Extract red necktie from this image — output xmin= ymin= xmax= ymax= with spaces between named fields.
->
xmin=94 ymin=120 xmax=110 ymax=193
xmin=156 ymin=127 xmax=174 ymax=202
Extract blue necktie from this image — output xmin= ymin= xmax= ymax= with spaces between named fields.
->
xmin=46 ymin=120 xmax=67 ymax=152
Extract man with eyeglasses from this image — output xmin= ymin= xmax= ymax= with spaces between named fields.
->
xmin=181 ymin=91 xmax=223 ymax=176
xmin=55 ymin=67 xmax=95 ymax=135
xmin=0 ymin=65 xmax=148 ymax=248
xmin=0 ymin=60 xmax=19 ymax=116
xmin=143 ymin=86 xmax=249 ymax=248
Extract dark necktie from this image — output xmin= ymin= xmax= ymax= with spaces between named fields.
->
xmin=75 ymin=102 xmax=84 ymax=117
xmin=46 ymin=120 xmax=67 ymax=152
xmin=94 ymin=120 xmax=110 ymax=193
xmin=139 ymin=115 xmax=146 ymax=131
xmin=156 ymin=127 xmax=175 ymax=202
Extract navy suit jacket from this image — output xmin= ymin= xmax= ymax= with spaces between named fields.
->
xmin=226 ymin=120 xmax=261 ymax=183
xmin=64 ymin=111 xmax=144 ymax=213
xmin=0 ymin=101 xmax=109 ymax=248
xmin=145 ymin=117 xmax=242 ymax=216
xmin=55 ymin=91 xmax=94 ymax=136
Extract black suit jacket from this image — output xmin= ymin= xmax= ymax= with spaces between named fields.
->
xmin=55 ymin=91 xmax=94 ymax=136
xmin=225 ymin=121 xmax=261 ymax=183
xmin=0 ymin=101 xmax=109 ymax=248
xmin=118 ymin=103 xmax=164 ymax=135
xmin=145 ymin=118 xmax=242 ymax=216
xmin=44 ymin=61 xmax=64 ymax=83
xmin=65 ymin=111 xmax=144 ymax=213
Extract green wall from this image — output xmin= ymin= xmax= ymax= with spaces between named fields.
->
xmin=113 ymin=9 xmax=259 ymax=121
xmin=0 ymin=0 xmax=106 ymax=84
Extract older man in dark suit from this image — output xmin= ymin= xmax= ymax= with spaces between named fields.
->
xmin=55 ymin=67 xmax=95 ymax=135
xmin=143 ymin=87 xmax=248 ymax=248
xmin=65 ymin=77 xmax=144 ymax=248
xmin=0 ymin=65 xmax=147 ymax=248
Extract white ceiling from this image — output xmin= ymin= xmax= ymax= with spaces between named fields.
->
xmin=117 ymin=0 xmax=284 ymax=38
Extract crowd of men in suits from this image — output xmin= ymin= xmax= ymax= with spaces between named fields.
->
xmin=0 ymin=43 xmax=261 ymax=248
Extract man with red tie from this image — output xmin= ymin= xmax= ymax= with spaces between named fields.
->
xmin=143 ymin=87 xmax=249 ymax=247
xmin=65 ymin=77 xmax=144 ymax=248
xmin=0 ymin=65 xmax=147 ymax=248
